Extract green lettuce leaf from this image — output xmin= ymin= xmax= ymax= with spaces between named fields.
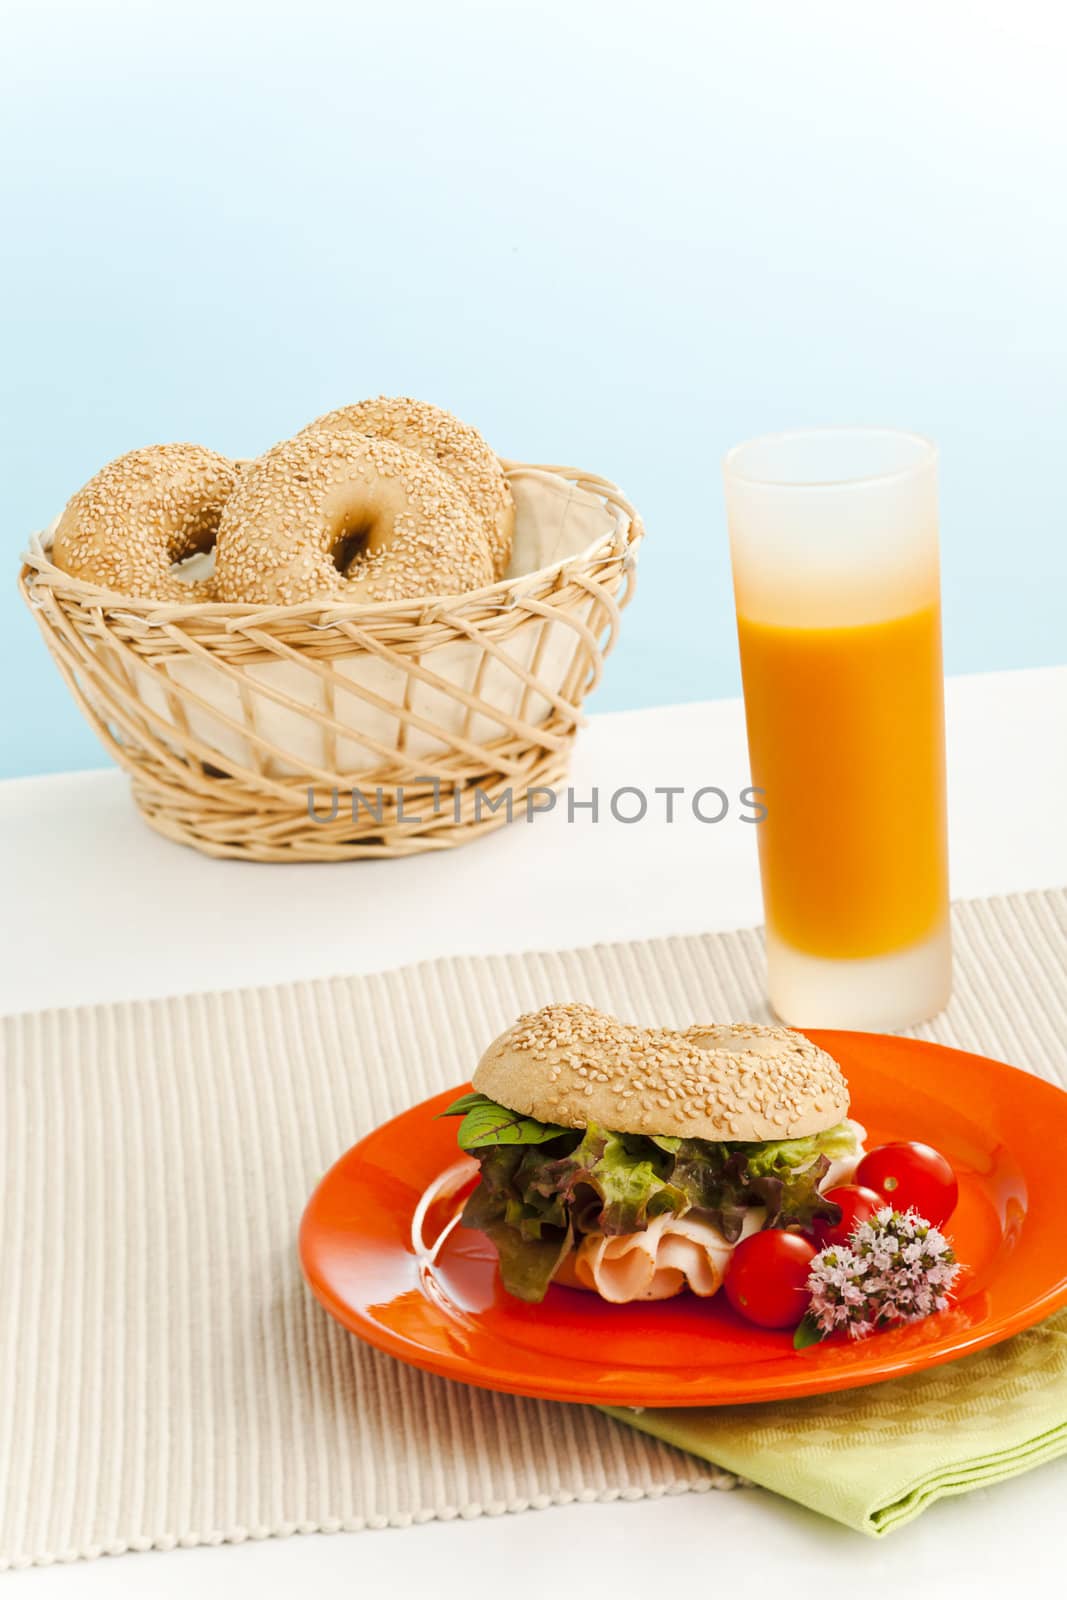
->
xmin=452 ymin=1100 xmax=853 ymax=1300
xmin=734 ymin=1119 xmax=864 ymax=1179
xmin=480 ymin=1220 xmax=573 ymax=1301
xmin=528 ymin=1126 xmax=690 ymax=1235
xmin=814 ymin=1119 xmax=866 ymax=1162
xmin=460 ymin=1144 xmax=575 ymax=1301
xmin=739 ymin=1135 xmax=821 ymax=1179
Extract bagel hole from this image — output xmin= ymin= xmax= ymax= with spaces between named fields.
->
xmin=331 ymin=516 xmax=376 ymax=575
xmin=170 ymin=519 xmax=220 ymax=585
xmin=170 ymin=545 xmax=216 ymax=584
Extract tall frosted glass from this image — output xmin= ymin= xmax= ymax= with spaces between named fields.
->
xmin=723 ymin=428 xmax=951 ymax=1029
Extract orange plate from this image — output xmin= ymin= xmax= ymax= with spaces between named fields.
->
xmin=299 ymin=1032 xmax=1067 ymax=1406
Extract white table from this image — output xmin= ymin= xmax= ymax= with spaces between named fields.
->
xmin=6 ymin=666 xmax=1067 ymax=1596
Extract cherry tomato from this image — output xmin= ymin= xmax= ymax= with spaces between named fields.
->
xmin=855 ymin=1141 xmax=959 ymax=1226
xmin=812 ymin=1184 xmax=885 ymax=1249
xmin=724 ymin=1229 xmax=816 ymax=1329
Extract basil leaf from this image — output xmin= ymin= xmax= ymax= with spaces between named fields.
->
xmin=452 ymin=1094 xmax=567 ymax=1150
xmin=438 ymin=1091 xmax=487 ymax=1118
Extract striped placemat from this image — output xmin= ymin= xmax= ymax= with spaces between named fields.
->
xmin=1 ymin=888 xmax=1064 ymax=1569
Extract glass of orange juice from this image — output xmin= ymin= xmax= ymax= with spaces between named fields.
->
xmin=723 ymin=428 xmax=951 ymax=1030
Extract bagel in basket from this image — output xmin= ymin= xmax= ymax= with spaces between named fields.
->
xmin=300 ymin=396 xmax=515 ymax=580
xmin=213 ymin=427 xmax=496 ymax=605
xmin=441 ymin=1004 xmax=864 ymax=1303
xmin=51 ymin=443 xmax=242 ymax=602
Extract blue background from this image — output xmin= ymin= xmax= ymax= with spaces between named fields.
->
xmin=3 ymin=0 xmax=1064 ymax=778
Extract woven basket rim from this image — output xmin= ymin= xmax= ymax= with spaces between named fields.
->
xmin=21 ymin=459 xmax=642 ymax=628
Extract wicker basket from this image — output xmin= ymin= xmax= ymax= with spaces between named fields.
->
xmin=19 ymin=462 xmax=643 ymax=861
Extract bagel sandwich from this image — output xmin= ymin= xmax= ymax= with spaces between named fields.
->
xmin=441 ymin=1003 xmax=865 ymax=1304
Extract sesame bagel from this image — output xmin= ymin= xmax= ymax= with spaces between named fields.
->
xmin=472 ymin=1003 xmax=850 ymax=1142
xmin=213 ymin=428 xmax=495 ymax=605
xmin=51 ymin=443 xmax=241 ymax=602
xmin=301 ymin=396 xmax=515 ymax=579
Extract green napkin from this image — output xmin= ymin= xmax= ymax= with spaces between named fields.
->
xmin=601 ymin=1309 xmax=1067 ymax=1536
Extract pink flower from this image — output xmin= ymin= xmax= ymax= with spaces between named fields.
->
xmin=806 ymin=1207 xmax=961 ymax=1340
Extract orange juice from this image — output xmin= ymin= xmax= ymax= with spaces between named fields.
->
xmin=723 ymin=427 xmax=951 ymax=1028
xmin=736 ymin=603 xmax=948 ymax=960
